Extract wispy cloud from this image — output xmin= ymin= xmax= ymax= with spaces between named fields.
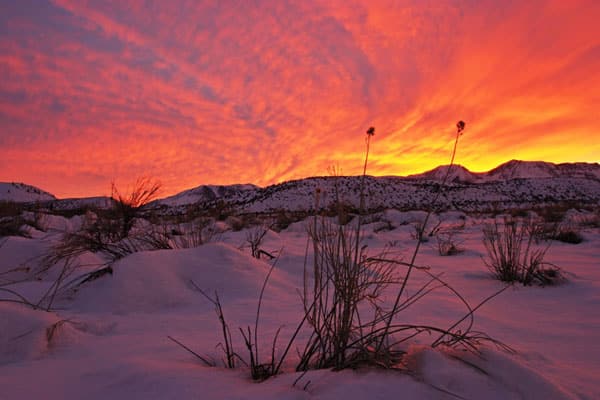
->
xmin=0 ymin=0 xmax=598 ymax=197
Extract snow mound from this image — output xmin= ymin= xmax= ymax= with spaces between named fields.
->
xmin=407 ymin=346 xmax=574 ymax=400
xmin=0 ymin=236 xmax=50 ymax=282
xmin=42 ymin=213 xmax=86 ymax=233
xmin=383 ymin=209 xmax=439 ymax=226
xmin=72 ymin=242 xmax=293 ymax=314
xmin=0 ymin=303 xmax=60 ymax=364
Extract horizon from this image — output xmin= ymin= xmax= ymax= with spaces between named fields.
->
xmin=1 ymin=1 xmax=599 ymax=198
xmin=3 ymin=157 xmax=600 ymax=200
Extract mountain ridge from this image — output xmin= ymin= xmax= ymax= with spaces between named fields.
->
xmin=3 ymin=160 xmax=600 ymax=214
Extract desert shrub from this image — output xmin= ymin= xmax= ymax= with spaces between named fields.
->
xmin=110 ymin=177 xmax=161 ymax=239
xmin=49 ymin=214 xmax=176 ymax=266
xmin=592 ymin=209 xmax=600 ymax=228
xmin=273 ymin=209 xmax=294 ymax=231
xmin=483 ymin=216 xmax=561 ymax=285
xmin=436 ymin=231 xmax=463 ymax=256
xmin=171 ymin=218 xmax=219 ymax=248
xmin=510 ymin=208 xmax=530 ymax=218
xmin=0 ymin=201 xmax=23 ymax=218
xmin=297 ymin=214 xmax=397 ymax=370
xmin=373 ymin=219 xmax=394 ymax=233
xmin=208 ymin=200 xmax=234 ymax=221
xmin=0 ymin=216 xmax=27 ymax=238
xmin=536 ymin=204 xmax=569 ymax=224
xmin=410 ymin=216 xmax=444 ymax=243
xmin=551 ymin=226 xmax=584 ymax=244
xmin=224 ymin=215 xmax=243 ymax=231
xmin=527 ymin=218 xmax=584 ymax=245
xmin=325 ymin=200 xmax=355 ymax=225
xmin=244 ymin=225 xmax=275 ymax=259
xmin=0 ymin=201 xmax=28 ymax=237
xmin=435 ymin=218 xmax=466 ymax=256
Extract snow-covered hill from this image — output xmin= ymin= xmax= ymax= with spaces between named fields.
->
xmin=151 ymin=160 xmax=600 ymax=214
xmin=486 ymin=160 xmax=600 ymax=181
xmin=5 ymin=160 xmax=600 ymax=213
xmin=410 ymin=160 xmax=600 ymax=182
xmin=155 ymin=184 xmax=258 ymax=207
xmin=0 ymin=182 xmax=56 ymax=203
xmin=407 ymin=165 xmax=483 ymax=183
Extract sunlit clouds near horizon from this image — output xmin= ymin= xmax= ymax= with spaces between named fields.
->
xmin=1 ymin=0 xmax=599 ymax=198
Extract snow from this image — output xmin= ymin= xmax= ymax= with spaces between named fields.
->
xmin=156 ymin=184 xmax=259 ymax=207
xmin=1 ymin=209 xmax=599 ymax=399
xmin=408 ymin=164 xmax=483 ymax=183
xmin=410 ymin=160 xmax=600 ymax=183
xmin=0 ymin=182 xmax=56 ymax=203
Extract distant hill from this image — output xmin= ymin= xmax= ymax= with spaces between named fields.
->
xmin=486 ymin=160 xmax=600 ymax=181
xmin=150 ymin=160 xmax=600 ymax=214
xmin=0 ymin=182 xmax=56 ymax=203
xmin=155 ymin=184 xmax=259 ymax=207
xmin=409 ymin=160 xmax=600 ymax=183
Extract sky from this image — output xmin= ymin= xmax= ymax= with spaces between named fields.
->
xmin=1 ymin=0 xmax=599 ymax=198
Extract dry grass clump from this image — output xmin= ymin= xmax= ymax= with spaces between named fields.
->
xmin=170 ymin=218 xmax=220 ymax=249
xmin=0 ymin=215 xmax=27 ymax=238
xmin=549 ymin=223 xmax=584 ymax=244
xmin=483 ymin=216 xmax=562 ymax=285
xmin=297 ymin=214 xmax=398 ymax=371
xmin=0 ymin=201 xmax=48 ymax=238
xmin=110 ymin=177 xmax=161 ymax=239
xmin=436 ymin=231 xmax=464 ymax=256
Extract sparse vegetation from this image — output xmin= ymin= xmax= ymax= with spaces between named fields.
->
xmin=483 ymin=216 xmax=562 ymax=285
xmin=435 ymin=218 xmax=466 ymax=256
xmin=0 ymin=201 xmax=28 ymax=238
xmin=244 ymin=225 xmax=274 ymax=259
xmin=436 ymin=231 xmax=464 ymax=256
xmin=110 ymin=177 xmax=161 ymax=239
xmin=171 ymin=218 xmax=220 ymax=249
xmin=551 ymin=224 xmax=584 ymax=244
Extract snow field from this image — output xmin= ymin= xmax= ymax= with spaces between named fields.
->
xmin=1 ymin=211 xmax=599 ymax=399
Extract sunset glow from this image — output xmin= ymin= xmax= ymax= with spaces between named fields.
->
xmin=1 ymin=1 xmax=599 ymax=198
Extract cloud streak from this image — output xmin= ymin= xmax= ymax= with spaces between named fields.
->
xmin=0 ymin=0 xmax=599 ymax=197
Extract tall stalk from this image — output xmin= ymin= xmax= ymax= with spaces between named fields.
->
xmin=351 ymin=127 xmax=375 ymax=345
xmin=375 ymin=121 xmax=465 ymax=355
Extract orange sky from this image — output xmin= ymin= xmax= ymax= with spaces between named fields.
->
xmin=1 ymin=0 xmax=599 ymax=198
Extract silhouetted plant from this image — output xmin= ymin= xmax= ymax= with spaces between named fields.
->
xmin=483 ymin=216 xmax=562 ymax=285
xmin=111 ymin=177 xmax=161 ymax=239
xmin=436 ymin=231 xmax=464 ymax=256
xmin=375 ymin=121 xmax=467 ymax=355
xmin=551 ymin=224 xmax=584 ymax=244
xmin=244 ymin=225 xmax=274 ymax=259
xmin=0 ymin=201 xmax=28 ymax=238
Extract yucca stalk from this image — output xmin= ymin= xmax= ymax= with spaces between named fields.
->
xmin=375 ymin=121 xmax=465 ymax=355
